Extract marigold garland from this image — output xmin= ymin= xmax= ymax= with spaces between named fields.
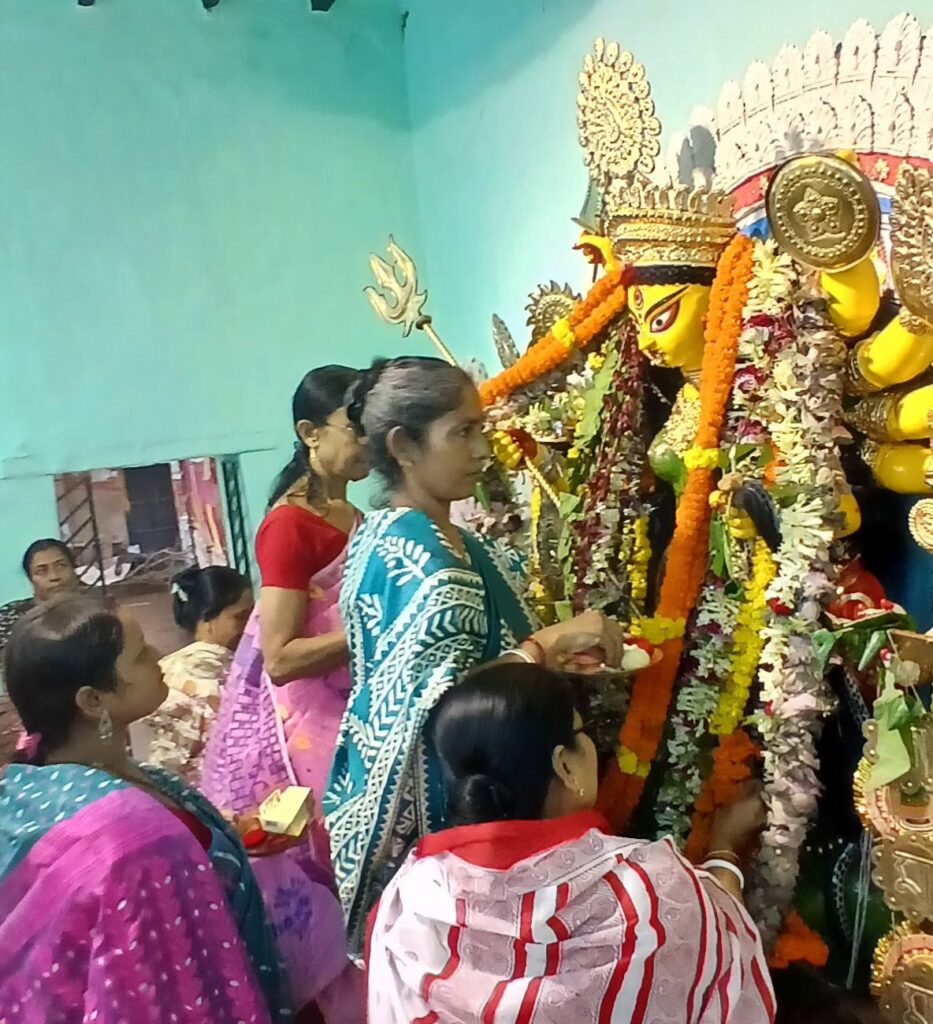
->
xmin=767 ymin=911 xmax=829 ymax=970
xmin=597 ymin=234 xmax=755 ymax=832
xmin=629 ymin=615 xmax=685 ymax=644
xmin=683 ymin=446 xmax=721 ymax=471
xmin=709 ymin=537 xmax=775 ymax=735
xmin=683 ymin=728 xmax=759 ymax=864
xmin=479 ymin=267 xmax=629 ymax=407
xmin=628 ymin=513 xmax=651 ymax=608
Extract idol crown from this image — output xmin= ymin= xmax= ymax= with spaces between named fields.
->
xmin=602 ymin=175 xmax=735 ymax=269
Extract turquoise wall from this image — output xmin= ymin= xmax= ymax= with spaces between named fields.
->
xmin=403 ymin=0 xmax=919 ymax=365
xmin=0 ymin=0 xmax=422 ymax=601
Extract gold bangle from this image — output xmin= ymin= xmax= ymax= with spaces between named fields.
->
xmin=705 ymin=849 xmax=740 ymax=867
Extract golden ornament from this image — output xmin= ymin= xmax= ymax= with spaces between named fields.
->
xmin=910 ymin=499 xmax=933 ymax=554
xmin=525 ymin=282 xmax=581 ymax=344
xmin=602 ymin=176 xmax=735 ymax=269
xmin=891 ymin=164 xmax=933 ymax=330
xmin=577 ymin=39 xmax=661 ymax=184
xmin=766 ymin=154 xmax=880 ymax=270
xmin=872 ymin=921 xmax=933 ymax=1022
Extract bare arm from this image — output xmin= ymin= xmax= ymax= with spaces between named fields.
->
xmin=259 ymin=587 xmax=348 ymax=686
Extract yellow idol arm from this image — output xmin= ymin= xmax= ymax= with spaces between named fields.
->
xmin=836 ymin=491 xmax=862 ymax=537
xmin=889 ymin=385 xmax=933 ymax=442
xmin=852 ymin=315 xmax=933 ymax=392
xmin=821 ymin=259 xmax=881 ymax=338
xmin=864 ymin=442 xmax=933 ymax=495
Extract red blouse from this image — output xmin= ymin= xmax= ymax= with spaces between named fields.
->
xmin=255 ymin=504 xmax=348 ymax=590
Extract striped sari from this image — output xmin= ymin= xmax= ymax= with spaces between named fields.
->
xmin=368 ymin=811 xmax=776 ymax=1024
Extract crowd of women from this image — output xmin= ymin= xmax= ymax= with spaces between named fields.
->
xmin=0 ymin=358 xmax=779 ymax=1023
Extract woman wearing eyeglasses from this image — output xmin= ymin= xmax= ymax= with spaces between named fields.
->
xmin=368 ymin=662 xmax=775 ymax=1024
xmin=201 ymin=365 xmax=369 ymax=1023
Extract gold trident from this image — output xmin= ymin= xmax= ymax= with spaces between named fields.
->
xmin=364 ymin=237 xmax=457 ymax=365
xmin=364 ymin=237 xmax=560 ymax=510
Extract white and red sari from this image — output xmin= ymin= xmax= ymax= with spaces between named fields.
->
xmin=368 ymin=811 xmax=775 ymax=1024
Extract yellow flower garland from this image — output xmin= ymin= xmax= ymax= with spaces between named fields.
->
xmin=617 ymin=745 xmax=652 ymax=778
xmin=490 ymin=430 xmax=524 ymax=471
xmin=683 ymin=446 xmax=721 ymax=471
xmin=629 ymin=513 xmax=651 ymax=609
xmin=710 ymin=536 xmax=776 ymax=735
xmin=630 ymin=615 xmax=686 ymax=644
xmin=551 ymin=317 xmax=575 ymax=349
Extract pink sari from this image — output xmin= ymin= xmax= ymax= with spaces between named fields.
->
xmin=0 ymin=763 xmax=287 ymax=1023
xmin=368 ymin=812 xmax=775 ymax=1024
xmin=200 ymin=540 xmax=361 ymax=1021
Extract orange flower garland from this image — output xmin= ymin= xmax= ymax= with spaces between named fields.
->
xmin=767 ymin=912 xmax=829 ymax=970
xmin=683 ymin=728 xmax=759 ymax=863
xmin=597 ymin=234 xmax=755 ymax=832
xmin=478 ymin=266 xmax=629 ymax=407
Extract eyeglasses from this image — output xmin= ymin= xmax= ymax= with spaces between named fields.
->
xmin=323 ymin=421 xmax=362 ymax=438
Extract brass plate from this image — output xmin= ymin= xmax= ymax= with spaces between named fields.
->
xmin=766 ymin=154 xmax=880 ymax=270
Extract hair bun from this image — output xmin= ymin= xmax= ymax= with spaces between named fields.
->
xmin=345 ymin=359 xmax=389 ymax=433
xmin=450 ymin=773 xmax=515 ymax=824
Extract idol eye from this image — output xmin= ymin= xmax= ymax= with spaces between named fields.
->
xmin=650 ymin=301 xmax=680 ymax=334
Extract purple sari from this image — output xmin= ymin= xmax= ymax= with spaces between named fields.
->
xmin=199 ymin=540 xmax=361 ymax=1020
xmin=0 ymin=762 xmax=287 ymax=1023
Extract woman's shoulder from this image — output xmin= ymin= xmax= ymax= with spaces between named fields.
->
xmin=160 ymin=642 xmax=231 ymax=686
xmin=353 ymin=508 xmax=449 ymax=555
xmin=0 ymin=764 xmax=196 ymax=879
xmin=260 ymin=502 xmax=328 ymax=535
xmin=352 ymin=509 xmax=471 ymax=574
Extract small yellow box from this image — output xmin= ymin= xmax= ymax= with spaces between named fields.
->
xmin=259 ymin=786 xmax=312 ymax=837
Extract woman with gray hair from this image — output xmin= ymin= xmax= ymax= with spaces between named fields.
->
xmin=323 ymin=355 xmax=624 ymax=948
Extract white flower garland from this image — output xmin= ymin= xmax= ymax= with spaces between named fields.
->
xmin=746 ymin=301 xmax=845 ymax=947
xmin=654 ymin=239 xmax=795 ymax=846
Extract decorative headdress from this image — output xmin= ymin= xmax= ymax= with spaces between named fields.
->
xmin=601 ymin=177 xmax=736 ymax=269
xmin=577 ymin=39 xmax=735 ymax=270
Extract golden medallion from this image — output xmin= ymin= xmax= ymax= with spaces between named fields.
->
xmin=911 ymin=499 xmax=933 ymax=555
xmin=873 ymin=922 xmax=933 ymax=1022
xmin=766 ymin=154 xmax=880 ymax=270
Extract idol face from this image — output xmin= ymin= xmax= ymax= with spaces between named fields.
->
xmin=628 ymin=281 xmax=711 ymax=372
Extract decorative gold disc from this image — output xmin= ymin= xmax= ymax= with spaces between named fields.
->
xmin=910 ymin=499 xmax=933 ymax=554
xmin=525 ymin=282 xmax=581 ymax=343
xmin=873 ymin=922 xmax=933 ymax=1022
xmin=766 ymin=154 xmax=880 ymax=270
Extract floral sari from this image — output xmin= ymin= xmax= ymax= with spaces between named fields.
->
xmin=141 ymin=640 xmax=232 ymax=784
xmin=0 ymin=760 xmax=289 ymax=1023
xmin=199 ymin=532 xmax=362 ymax=1020
xmin=323 ymin=507 xmax=533 ymax=948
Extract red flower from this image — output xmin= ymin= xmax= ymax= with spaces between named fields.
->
xmin=768 ymin=598 xmax=793 ymax=616
xmin=506 ymin=428 xmax=537 ymax=462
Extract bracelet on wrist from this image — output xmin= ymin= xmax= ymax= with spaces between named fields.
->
xmin=503 ymin=647 xmax=537 ymax=665
xmin=705 ymin=849 xmax=740 ymax=867
xmin=520 ymin=636 xmax=547 ymax=666
xmin=702 ymin=858 xmax=745 ymax=889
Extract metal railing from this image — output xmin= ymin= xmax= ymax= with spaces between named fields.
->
xmin=55 ymin=473 xmax=107 ymax=591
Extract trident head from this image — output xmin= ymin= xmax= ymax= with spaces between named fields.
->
xmin=364 ymin=237 xmax=427 ymax=337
